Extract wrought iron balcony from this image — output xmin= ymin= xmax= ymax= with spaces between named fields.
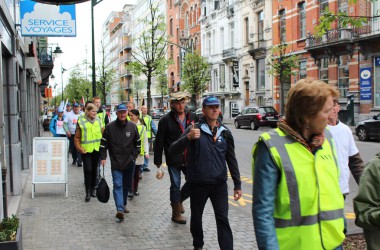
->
xmin=222 ymin=48 xmax=236 ymax=60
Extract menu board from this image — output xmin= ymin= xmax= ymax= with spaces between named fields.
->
xmin=32 ymin=137 xmax=68 ymax=198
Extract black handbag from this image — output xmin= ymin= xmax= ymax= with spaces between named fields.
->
xmin=96 ymin=166 xmax=110 ymax=203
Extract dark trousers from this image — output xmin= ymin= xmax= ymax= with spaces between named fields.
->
xmin=68 ymin=136 xmax=82 ymax=164
xmin=81 ymin=151 xmax=100 ymax=190
xmin=190 ymin=182 xmax=233 ymax=250
xmin=133 ymin=164 xmax=141 ymax=192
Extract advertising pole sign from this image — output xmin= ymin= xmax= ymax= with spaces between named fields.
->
xmin=20 ymin=0 xmax=77 ymax=37
xmin=359 ymin=68 xmax=372 ymax=101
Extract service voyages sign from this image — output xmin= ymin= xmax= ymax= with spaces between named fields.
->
xmin=20 ymin=0 xmax=76 ymax=37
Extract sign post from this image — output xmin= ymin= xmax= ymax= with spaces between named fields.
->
xmin=32 ymin=137 xmax=68 ymax=198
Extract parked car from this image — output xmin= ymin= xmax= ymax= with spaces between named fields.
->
xmin=150 ymin=108 xmax=165 ymax=119
xmin=195 ymin=108 xmax=223 ymax=121
xmin=355 ymin=113 xmax=380 ymax=141
xmin=234 ymin=106 xmax=280 ymax=130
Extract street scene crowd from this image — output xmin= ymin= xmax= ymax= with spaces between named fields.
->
xmin=45 ymin=78 xmax=380 ymax=250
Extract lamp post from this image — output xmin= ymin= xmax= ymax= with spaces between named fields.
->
xmin=91 ymin=0 xmax=104 ymax=97
xmin=61 ymin=63 xmax=67 ymax=102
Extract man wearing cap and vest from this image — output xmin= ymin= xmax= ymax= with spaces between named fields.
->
xmin=154 ymin=92 xmax=197 ymax=224
xmin=140 ymin=105 xmax=157 ymax=172
xmin=100 ymin=103 xmax=140 ymax=222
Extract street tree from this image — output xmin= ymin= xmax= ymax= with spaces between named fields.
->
xmin=181 ymin=52 xmax=210 ymax=109
xmin=65 ymin=66 xmax=91 ymax=103
xmin=97 ymin=41 xmax=116 ymax=104
xmin=267 ymin=43 xmax=298 ymax=115
xmin=128 ymin=0 xmax=169 ymax=113
xmin=132 ymin=78 xmax=145 ymax=107
xmin=156 ymin=74 xmax=169 ymax=108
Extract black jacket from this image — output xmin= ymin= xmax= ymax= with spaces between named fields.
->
xmin=169 ymin=118 xmax=241 ymax=190
xmin=154 ymin=110 xmax=197 ymax=167
xmin=100 ymin=119 xmax=140 ymax=171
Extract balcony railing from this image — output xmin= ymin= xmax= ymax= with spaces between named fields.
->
xmin=306 ymin=16 xmax=380 ymax=47
xmin=120 ymin=68 xmax=132 ymax=77
xmin=223 ymin=48 xmax=236 ymax=59
xmin=249 ymin=40 xmax=266 ymax=51
xmin=119 ymin=53 xmax=132 ymax=63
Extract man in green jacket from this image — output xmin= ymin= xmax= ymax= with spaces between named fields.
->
xmin=353 ymin=152 xmax=380 ymax=250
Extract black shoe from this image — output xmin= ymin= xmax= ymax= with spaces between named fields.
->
xmin=143 ymin=168 xmax=150 ymax=172
xmin=134 ymin=191 xmax=139 ymax=196
xmin=116 ymin=211 xmax=124 ymax=221
xmin=128 ymin=192 xmax=134 ymax=199
xmin=90 ymin=189 xmax=96 ymax=197
xmin=85 ymin=190 xmax=91 ymax=202
xmin=77 ymin=162 xmax=82 ymax=167
xmin=72 ymin=161 xmax=77 ymax=165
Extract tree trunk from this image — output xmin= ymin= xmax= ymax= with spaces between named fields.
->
xmin=192 ymin=94 xmax=197 ymax=109
xmin=147 ymin=70 xmax=152 ymax=113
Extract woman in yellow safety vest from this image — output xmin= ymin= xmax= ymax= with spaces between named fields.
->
xmin=128 ymin=109 xmax=149 ymax=197
xmin=252 ymin=78 xmax=345 ymax=250
xmin=74 ymin=103 xmax=103 ymax=202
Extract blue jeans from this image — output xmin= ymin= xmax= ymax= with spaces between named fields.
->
xmin=111 ymin=161 xmax=135 ymax=212
xmin=168 ymin=165 xmax=190 ymax=203
xmin=142 ymin=141 xmax=150 ymax=170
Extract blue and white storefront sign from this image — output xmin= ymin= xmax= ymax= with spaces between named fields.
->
xmin=359 ymin=68 xmax=372 ymax=101
xmin=20 ymin=0 xmax=76 ymax=37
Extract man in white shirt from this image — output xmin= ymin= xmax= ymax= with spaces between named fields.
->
xmin=328 ymin=98 xmax=364 ymax=197
xmin=64 ymin=102 xmax=83 ymax=167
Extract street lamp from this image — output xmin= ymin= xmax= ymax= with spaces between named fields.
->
xmin=61 ymin=64 xmax=67 ymax=102
xmin=91 ymin=0 xmax=104 ymax=97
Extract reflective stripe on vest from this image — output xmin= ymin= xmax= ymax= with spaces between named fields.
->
xmin=254 ymin=128 xmax=345 ymax=249
xmin=137 ymin=124 xmax=145 ymax=155
xmin=78 ymin=116 xmax=102 ymax=153
xmin=97 ymin=110 xmax=106 ymax=127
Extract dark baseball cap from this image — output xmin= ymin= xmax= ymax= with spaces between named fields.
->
xmin=116 ymin=104 xmax=128 ymax=112
xmin=73 ymin=103 xmax=79 ymax=107
xmin=202 ymin=96 xmax=220 ymax=106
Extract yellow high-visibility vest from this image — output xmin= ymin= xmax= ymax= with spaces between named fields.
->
xmin=137 ymin=124 xmax=146 ymax=156
xmin=97 ymin=110 xmax=106 ymax=127
xmin=141 ymin=115 xmax=153 ymax=138
xmin=252 ymin=128 xmax=345 ymax=250
xmin=78 ymin=116 xmax=102 ymax=153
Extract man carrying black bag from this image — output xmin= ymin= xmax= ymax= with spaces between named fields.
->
xmin=100 ymin=104 xmax=140 ymax=222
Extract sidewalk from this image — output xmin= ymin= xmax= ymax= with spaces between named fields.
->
xmin=17 ymin=132 xmax=257 ymax=250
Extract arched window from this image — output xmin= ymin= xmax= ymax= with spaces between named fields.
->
xmin=190 ymin=7 xmax=193 ymax=26
xmin=195 ymin=4 xmax=198 ymax=24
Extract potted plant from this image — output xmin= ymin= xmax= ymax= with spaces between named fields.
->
xmin=0 ymin=215 xmax=22 ymax=250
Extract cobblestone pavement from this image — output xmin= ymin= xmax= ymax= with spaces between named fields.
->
xmin=18 ymin=132 xmax=257 ymax=250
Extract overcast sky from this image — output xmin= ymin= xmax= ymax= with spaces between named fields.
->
xmin=48 ymin=0 xmax=135 ymax=92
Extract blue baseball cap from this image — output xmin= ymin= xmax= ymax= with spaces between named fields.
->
xmin=73 ymin=103 xmax=79 ymax=107
xmin=116 ymin=104 xmax=128 ymax=112
xmin=57 ymin=107 xmax=64 ymax=113
xmin=202 ymin=96 xmax=220 ymax=106
xmin=66 ymin=102 xmax=71 ymax=106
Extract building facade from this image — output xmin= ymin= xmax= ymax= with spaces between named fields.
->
xmin=272 ymin=0 xmax=379 ymax=122
xmin=1 ymin=0 xmax=46 ymax=218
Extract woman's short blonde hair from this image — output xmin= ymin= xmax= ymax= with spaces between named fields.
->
xmin=285 ymin=78 xmax=339 ymax=132
xmin=85 ymin=103 xmax=98 ymax=116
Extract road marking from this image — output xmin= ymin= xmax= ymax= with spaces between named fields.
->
xmin=229 ymin=194 xmax=253 ymax=207
xmin=228 ymin=173 xmax=253 ymax=185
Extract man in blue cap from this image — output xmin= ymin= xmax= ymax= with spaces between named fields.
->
xmin=100 ymin=103 xmax=140 ymax=222
xmin=170 ymin=96 xmax=242 ymax=250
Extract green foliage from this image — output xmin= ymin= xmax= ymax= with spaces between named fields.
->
xmin=267 ymin=43 xmax=299 ymax=114
xmin=0 ymin=214 xmax=19 ymax=242
xmin=127 ymin=0 xmax=170 ymax=112
xmin=181 ymin=52 xmax=211 ymax=109
xmin=156 ymin=74 xmax=169 ymax=97
xmin=267 ymin=44 xmax=298 ymax=82
xmin=65 ymin=66 xmax=92 ymax=103
xmin=314 ymin=0 xmax=371 ymax=37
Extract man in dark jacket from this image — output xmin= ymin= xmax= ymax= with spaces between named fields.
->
xmin=100 ymin=103 xmax=140 ymax=222
xmin=154 ymin=92 xmax=197 ymax=224
xmin=170 ymin=96 xmax=242 ymax=250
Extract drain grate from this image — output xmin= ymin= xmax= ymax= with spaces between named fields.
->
xmin=20 ymin=207 xmax=39 ymax=216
